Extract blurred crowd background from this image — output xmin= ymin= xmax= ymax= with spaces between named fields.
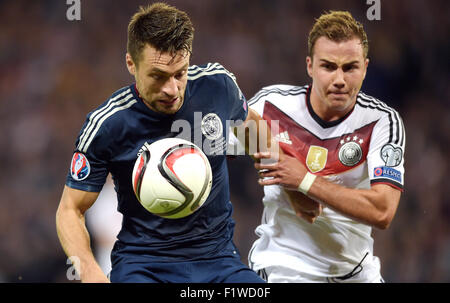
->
xmin=0 ymin=0 xmax=448 ymax=282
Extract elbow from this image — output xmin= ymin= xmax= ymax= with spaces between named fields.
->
xmin=55 ymin=202 xmax=77 ymax=228
xmin=374 ymin=211 xmax=394 ymax=230
xmin=374 ymin=219 xmax=390 ymax=230
xmin=369 ymin=184 xmax=401 ymax=230
xmin=55 ymin=203 xmax=65 ymax=230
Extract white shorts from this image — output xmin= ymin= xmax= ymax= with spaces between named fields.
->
xmin=258 ymin=255 xmax=384 ymax=283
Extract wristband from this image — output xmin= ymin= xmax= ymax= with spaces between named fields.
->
xmin=298 ymin=172 xmax=316 ymax=194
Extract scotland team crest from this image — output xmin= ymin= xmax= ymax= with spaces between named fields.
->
xmin=71 ymin=152 xmax=91 ymax=181
xmin=201 ymin=113 xmax=223 ymax=140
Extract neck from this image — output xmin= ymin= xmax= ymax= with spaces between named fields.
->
xmin=309 ymin=86 xmax=354 ymax=122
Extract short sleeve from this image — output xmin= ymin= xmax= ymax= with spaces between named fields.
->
xmin=65 ymin=116 xmax=110 ymax=192
xmin=367 ymin=114 xmax=406 ymax=191
xmin=225 ymin=71 xmax=248 ymax=123
xmin=248 ymin=88 xmax=267 ymax=116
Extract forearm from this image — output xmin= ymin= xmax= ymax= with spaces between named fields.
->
xmin=239 ymin=111 xmax=322 ymax=222
xmin=307 ymin=177 xmax=398 ymax=229
xmin=56 ymin=205 xmax=107 ymax=282
xmin=234 ymin=108 xmax=280 ymax=159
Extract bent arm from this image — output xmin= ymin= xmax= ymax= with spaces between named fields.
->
xmin=234 ymin=109 xmax=322 ymax=222
xmin=56 ymin=185 xmax=109 ymax=282
xmin=255 ymin=152 xmax=401 ymax=229
xmin=308 ymin=180 xmax=400 ymax=229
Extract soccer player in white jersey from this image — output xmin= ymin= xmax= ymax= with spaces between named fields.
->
xmin=247 ymin=11 xmax=406 ymax=283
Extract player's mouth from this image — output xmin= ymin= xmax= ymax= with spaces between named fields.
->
xmin=158 ymin=97 xmax=180 ymax=106
xmin=328 ymin=90 xmax=348 ymax=96
xmin=328 ymin=91 xmax=349 ymax=100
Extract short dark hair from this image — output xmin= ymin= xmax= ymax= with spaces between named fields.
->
xmin=127 ymin=3 xmax=195 ymax=65
xmin=308 ymin=11 xmax=369 ymax=59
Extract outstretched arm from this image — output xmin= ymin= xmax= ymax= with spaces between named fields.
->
xmin=56 ymin=185 xmax=110 ymax=282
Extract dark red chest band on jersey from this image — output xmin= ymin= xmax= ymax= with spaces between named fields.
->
xmin=263 ymin=101 xmax=377 ymax=176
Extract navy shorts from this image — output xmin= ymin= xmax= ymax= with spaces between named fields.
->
xmin=109 ymin=252 xmax=265 ymax=283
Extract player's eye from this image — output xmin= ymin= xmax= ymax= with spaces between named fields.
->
xmin=321 ymin=63 xmax=335 ymax=71
xmin=175 ymin=70 xmax=186 ymax=80
xmin=150 ymin=74 xmax=163 ymax=80
xmin=343 ymin=65 xmax=358 ymax=72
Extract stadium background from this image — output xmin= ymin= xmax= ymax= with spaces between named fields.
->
xmin=0 ymin=0 xmax=448 ymax=282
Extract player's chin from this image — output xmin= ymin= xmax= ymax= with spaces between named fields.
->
xmin=328 ymin=97 xmax=353 ymax=110
xmin=327 ymin=93 xmax=348 ymax=102
xmin=157 ymin=100 xmax=183 ymax=114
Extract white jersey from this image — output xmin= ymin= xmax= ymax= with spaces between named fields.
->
xmin=246 ymin=84 xmax=405 ymax=278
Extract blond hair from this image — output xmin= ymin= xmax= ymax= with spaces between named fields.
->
xmin=308 ymin=11 xmax=368 ymax=58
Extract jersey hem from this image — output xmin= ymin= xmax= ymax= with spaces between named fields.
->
xmin=371 ymin=179 xmax=404 ymax=192
xmin=65 ymin=181 xmax=102 ymax=193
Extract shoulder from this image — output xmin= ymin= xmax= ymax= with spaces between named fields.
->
xmin=248 ymin=84 xmax=308 ymax=106
xmin=188 ymin=62 xmax=238 ymax=86
xmin=355 ymin=91 xmax=404 ymax=124
xmin=356 ymin=91 xmax=405 ymax=145
xmin=77 ymin=85 xmax=138 ymax=153
xmin=356 ymin=91 xmax=401 ymax=116
xmin=88 ymin=86 xmax=137 ymax=117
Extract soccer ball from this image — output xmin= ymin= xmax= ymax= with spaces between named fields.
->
xmin=132 ymin=138 xmax=212 ymax=219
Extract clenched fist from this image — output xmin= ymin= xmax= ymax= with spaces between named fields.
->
xmin=284 ymin=189 xmax=322 ymax=223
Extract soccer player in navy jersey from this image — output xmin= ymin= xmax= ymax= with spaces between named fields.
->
xmin=56 ymin=3 xmax=266 ymax=283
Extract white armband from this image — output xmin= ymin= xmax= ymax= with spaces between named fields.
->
xmin=298 ymin=172 xmax=316 ymax=195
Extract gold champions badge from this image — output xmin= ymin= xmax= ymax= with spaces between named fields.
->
xmin=306 ymin=145 xmax=328 ymax=173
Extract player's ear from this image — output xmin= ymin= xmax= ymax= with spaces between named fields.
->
xmin=306 ymin=56 xmax=313 ymax=78
xmin=362 ymin=57 xmax=369 ymax=80
xmin=126 ymin=53 xmax=136 ymax=76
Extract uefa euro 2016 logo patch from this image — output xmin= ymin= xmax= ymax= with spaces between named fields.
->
xmin=71 ymin=152 xmax=91 ymax=181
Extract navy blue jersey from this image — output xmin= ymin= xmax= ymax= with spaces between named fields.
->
xmin=66 ymin=63 xmax=248 ymax=261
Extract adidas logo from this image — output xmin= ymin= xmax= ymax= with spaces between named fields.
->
xmin=274 ymin=131 xmax=292 ymax=145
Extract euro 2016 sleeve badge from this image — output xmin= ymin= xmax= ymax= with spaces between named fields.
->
xmin=70 ymin=152 xmax=91 ymax=181
xmin=339 ymin=136 xmax=363 ymax=166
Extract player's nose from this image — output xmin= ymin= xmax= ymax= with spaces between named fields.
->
xmin=333 ymin=69 xmax=345 ymax=88
xmin=162 ymin=76 xmax=179 ymax=98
